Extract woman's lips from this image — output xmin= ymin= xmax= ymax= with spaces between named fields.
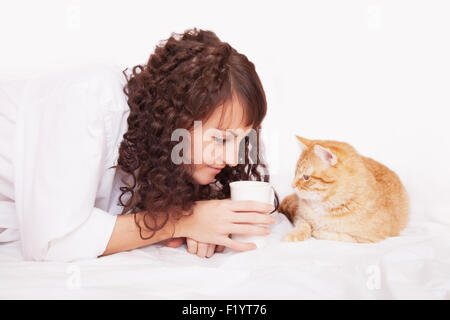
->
xmin=208 ymin=166 xmax=223 ymax=173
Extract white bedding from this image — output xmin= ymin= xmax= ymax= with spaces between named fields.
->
xmin=1 ymin=211 xmax=449 ymax=299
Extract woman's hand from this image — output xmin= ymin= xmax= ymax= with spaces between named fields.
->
xmin=163 ymin=237 xmax=225 ymax=258
xmin=164 ymin=237 xmax=185 ymax=248
xmin=175 ymin=199 xmax=276 ymax=252
xmin=186 ymin=238 xmax=225 ymax=258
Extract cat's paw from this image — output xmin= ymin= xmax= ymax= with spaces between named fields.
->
xmin=278 ymin=197 xmax=289 ymax=214
xmin=311 ymin=230 xmax=358 ymax=242
xmin=278 ymin=193 xmax=299 ymax=222
xmin=282 ymin=229 xmax=310 ymax=242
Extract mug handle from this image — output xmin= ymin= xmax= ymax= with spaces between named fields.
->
xmin=269 ymin=186 xmax=279 ymax=214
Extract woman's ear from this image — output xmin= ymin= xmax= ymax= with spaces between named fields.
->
xmin=313 ymin=145 xmax=338 ymax=166
xmin=295 ymin=135 xmax=311 ymax=153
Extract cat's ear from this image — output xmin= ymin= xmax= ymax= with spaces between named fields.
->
xmin=314 ymin=145 xmax=338 ymax=166
xmin=295 ymin=135 xmax=311 ymax=153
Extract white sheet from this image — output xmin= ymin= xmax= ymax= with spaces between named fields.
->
xmin=1 ymin=211 xmax=449 ymax=299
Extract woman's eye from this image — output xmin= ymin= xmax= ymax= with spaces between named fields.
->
xmin=303 ymin=175 xmax=310 ymax=181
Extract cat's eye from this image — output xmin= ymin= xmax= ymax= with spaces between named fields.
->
xmin=303 ymin=175 xmax=311 ymax=181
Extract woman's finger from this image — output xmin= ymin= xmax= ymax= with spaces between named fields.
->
xmin=164 ymin=237 xmax=185 ymax=248
xmin=196 ymin=242 xmax=209 ymax=258
xmin=206 ymin=244 xmax=215 ymax=258
xmin=228 ymin=200 xmax=274 ymax=213
xmin=229 ymin=212 xmax=277 ymax=225
xmin=186 ymin=238 xmax=198 ymax=254
xmin=229 ymin=224 xmax=272 ymax=236
xmin=221 ymin=237 xmax=256 ymax=252
xmin=215 ymin=234 xmax=230 ymax=252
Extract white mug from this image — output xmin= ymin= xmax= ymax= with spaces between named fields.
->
xmin=229 ymin=181 xmax=277 ymax=249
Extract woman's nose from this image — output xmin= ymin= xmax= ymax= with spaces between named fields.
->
xmin=221 ymin=143 xmax=240 ymax=167
xmin=225 ymin=156 xmax=239 ymax=167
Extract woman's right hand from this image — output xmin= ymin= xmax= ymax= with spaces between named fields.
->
xmin=175 ymin=199 xmax=276 ymax=252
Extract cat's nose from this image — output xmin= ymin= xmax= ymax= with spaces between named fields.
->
xmin=291 ymin=178 xmax=298 ymax=188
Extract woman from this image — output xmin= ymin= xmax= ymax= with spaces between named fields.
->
xmin=0 ymin=28 xmax=279 ymax=262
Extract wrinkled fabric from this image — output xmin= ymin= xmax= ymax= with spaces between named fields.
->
xmin=0 ymin=64 xmax=130 ymax=261
xmin=0 ymin=213 xmax=449 ymax=299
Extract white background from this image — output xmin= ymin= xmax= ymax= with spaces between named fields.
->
xmin=1 ymin=0 xmax=449 ymax=224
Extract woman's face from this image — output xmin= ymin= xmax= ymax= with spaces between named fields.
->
xmin=188 ymin=98 xmax=253 ymax=185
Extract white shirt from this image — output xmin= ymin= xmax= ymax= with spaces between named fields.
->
xmin=0 ymin=64 xmax=131 ymax=262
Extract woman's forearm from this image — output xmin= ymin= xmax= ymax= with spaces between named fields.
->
xmin=100 ymin=211 xmax=182 ymax=256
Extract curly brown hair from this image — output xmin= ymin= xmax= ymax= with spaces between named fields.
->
xmin=111 ymin=28 xmax=279 ymax=240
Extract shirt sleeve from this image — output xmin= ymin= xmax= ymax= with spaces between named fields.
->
xmin=14 ymin=65 xmax=121 ymax=262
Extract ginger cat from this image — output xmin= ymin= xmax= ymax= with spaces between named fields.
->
xmin=279 ymin=135 xmax=409 ymax=243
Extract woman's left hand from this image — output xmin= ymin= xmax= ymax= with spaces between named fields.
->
xmin=164 ymin=237 xmax=225 ymax=258
xmin=164 ymin=237 xmax=185 ymax=248
xmin=186 ymin=238 xmax=225 ymax=258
